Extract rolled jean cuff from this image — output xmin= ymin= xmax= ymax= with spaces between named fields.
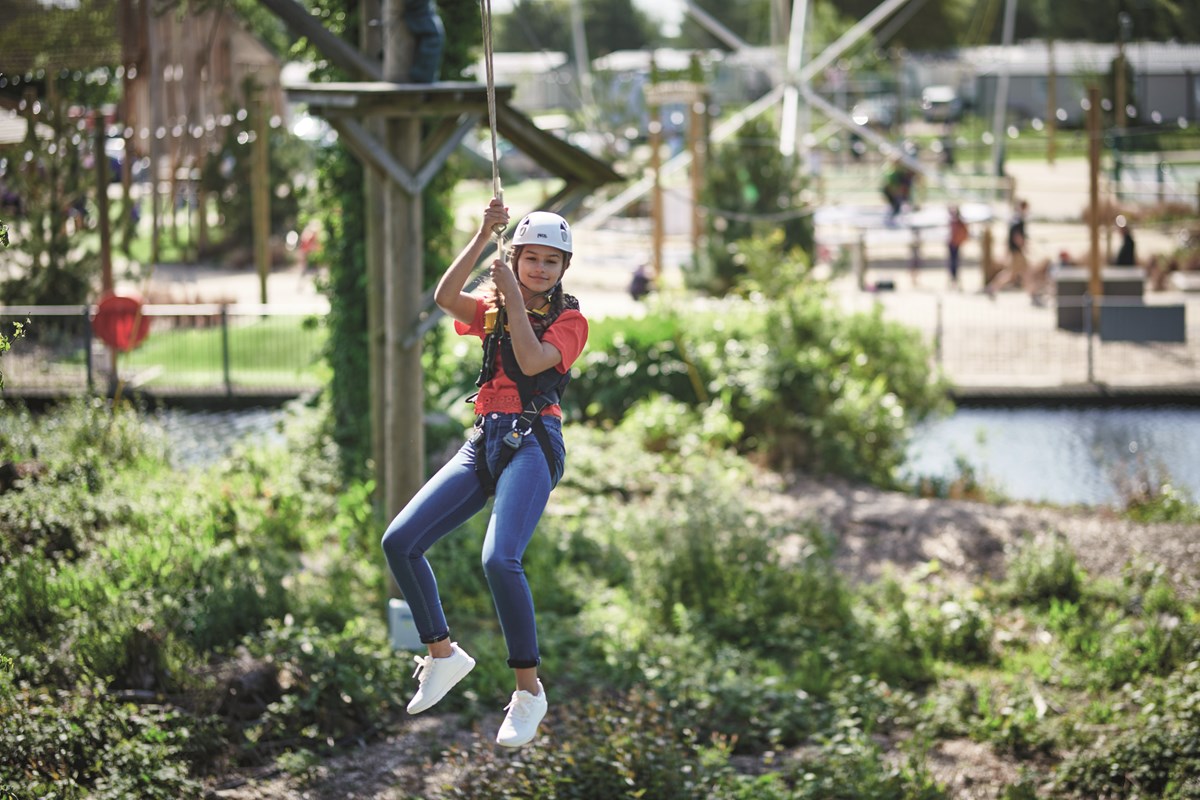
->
xmin=507 ymin=656 xmax=540 ymax=669
xmin=421 ymin=631 xmax=450 ymax=645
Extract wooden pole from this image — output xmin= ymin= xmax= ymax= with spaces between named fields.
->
xmin=1115 ymin=37 xmax=1127 ymax=132
xmin=117 ymin=0 xmax=134 ymax=256
xmin=252 ymin=89 xmax=271 ymax=303
xmin=649 ymin=56 xmax=663 ymax=281
xmin=1087 ymin=84 xmax=1102 ymax=330
xmin=689 ymin=56 xmax=705 ymax=261
xmin=649 ymin=118 xmax=663 ymax=281
xmin=1046 ymin=39 xmax=1057 ymax=165
xmin=382 ymin=0 xmax=421 ymax=523
xmin=95 ymin=111 xmax=113 ymax=294
xmin=362 ymin=0 xmax=387 ymax=500
xmin=383 ymin=116 xmax=424 ymax=522
xmin=146 ymin=0 xmax=162 ymax=266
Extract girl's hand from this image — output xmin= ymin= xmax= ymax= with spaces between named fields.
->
xmin=481 ymin=198 xmax=509 ymax=235
xmin=489 ymin=257 xmax=521 ymax=304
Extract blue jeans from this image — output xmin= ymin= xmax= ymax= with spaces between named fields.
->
xmin=404 ymin=0 xmax=444 ymax=83
xmin=381 ymin=413 xmax=565 ymax=668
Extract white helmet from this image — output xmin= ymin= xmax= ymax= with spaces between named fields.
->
xmin=511 ymin=211 xmax=572 ymax=254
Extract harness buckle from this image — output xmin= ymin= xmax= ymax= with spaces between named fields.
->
xmin=468 ymin=415 xmax=485 ymax=446
xmin=502 ymin=427 xmax=524 ymax=450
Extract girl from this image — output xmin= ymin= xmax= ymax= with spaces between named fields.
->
xmin=380 ymin=198 xmax=587 ymax=748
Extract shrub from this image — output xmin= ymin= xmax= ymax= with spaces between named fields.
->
xmin=564 ymin=312 xmax=698 ymax=424
xmin=1001 ymin=532 xmax=1083 ymax=607
xmin=1056 ymin=662 xmax=1200 ymax=799
xmin=692 ymin=115 xmax=813 ymax=294
xmin=0 ymin=675 xmax=217 ymax=799
xmin=241 ymin=619 xmax=409 ymax=753
xmin=1124 ymin=481 xmax=1200 ymax=524
xmin=432 ymin=688 xmax=731 ymax=800
xmin=772 ymin=729 xmax=948 ymax=800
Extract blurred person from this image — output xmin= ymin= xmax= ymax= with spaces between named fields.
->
xmin=985 ymin=199 xmax=1034 ymax=300
xmin=946 ymin=206 xmax=969 ymax=290
xmin=1115 ymin=215 xmax=1137 ymax=267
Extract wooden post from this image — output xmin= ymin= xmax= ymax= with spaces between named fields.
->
xmin=649 ymin=118 xmax=663 ymax=281
xmin=95 ymin=111 xmax=113 ymax=294
xmin=980 ymin=226 xmax=995 ymax=284
xmin=648 ymin=56 xmax=663 ymax=281
xmin=383 ymin=115 xmax=424 ymax=523
xmin=252 ymin=89 xmax=271 ymax=303
xmin=118 ymin=0 xmax=136 ymax=256
xmin=362 ymin=0 xmax=387 ymax=502
xmin=382 ymin=0 xmax=421 ymax=523
xmin=1087 ymin=85 xmax=1102 ymax=330
xmin=1115 ymin=39 xmax=1127 ymax=132
xmin=689 ymin=56 xmax=705 ymax=261
xmin=1046 ymin=39 xmax=1057 ymax=165
xmin=146 ymin=0 xmax=162 ymax=267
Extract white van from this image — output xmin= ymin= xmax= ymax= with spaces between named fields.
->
xmin=921 ymin=86 xmax=962 ymax=123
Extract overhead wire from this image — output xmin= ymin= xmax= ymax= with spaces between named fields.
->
xmin=478 ymin=0 xmax=508 ymax=264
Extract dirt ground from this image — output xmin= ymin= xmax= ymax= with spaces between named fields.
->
xmin=206 ymin=474 xmax=1200 ymax=800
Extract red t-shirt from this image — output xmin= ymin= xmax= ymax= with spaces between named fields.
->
xmin=454 ymin=297 xmax=588 ymax=417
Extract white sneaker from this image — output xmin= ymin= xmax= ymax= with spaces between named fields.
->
xmin=495 ymin=680 xmax=548 ymax=748
xmin=406 ymin=642 xmax=475 ymax=714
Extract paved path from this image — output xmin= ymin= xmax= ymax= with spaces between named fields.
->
xmin=124 ymin=156 xmax=1199 ymax=395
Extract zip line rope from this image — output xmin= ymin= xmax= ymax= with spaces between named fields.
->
xmin=478 ymin=0 xmax=508 ymax=265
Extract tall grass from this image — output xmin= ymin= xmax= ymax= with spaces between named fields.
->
xmin=2 ymin=397 xmax=1199 ymax=797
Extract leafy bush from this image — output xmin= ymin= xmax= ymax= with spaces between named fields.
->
xmin=1124 ymin=481 xmax=1200 ymax=524
xmin=0 ymin=400 xmax=405 ymax=780
xmin=770 ymin=728 xmax=948 ymax=800
xmin=1044 ymin=571 xmax=1200 ymax=690
xmin=564 ymin=312 xmax=698 ymax=424
xmin=433 ymin=688 xmax=732 ymax=800
xmin=567 ymin=237 xmax=948 ymax=485
xmin=241 ymin=619 xmax=409 ymax=752
xmin=1001 ymin=532 xmax=1083 ymax=607
xmin=1056 ymin=662 xmax=1200 ymax=799
xmin=916 ymin=598 xmax=996 ymax=665
xmin=0 ymin=675 xmax=218 ymax=800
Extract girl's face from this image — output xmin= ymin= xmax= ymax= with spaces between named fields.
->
xmin=515 ymin=244 xmax=567 ymax=297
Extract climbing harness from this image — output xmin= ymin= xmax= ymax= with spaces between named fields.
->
xmin=469 ymin=293 xmax=580 ymax=496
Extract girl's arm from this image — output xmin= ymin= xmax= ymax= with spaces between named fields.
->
xmin=490 ymin=261 xmax=564 ymax=376
xmin=434 ymin=199 xmax=509 ymax=325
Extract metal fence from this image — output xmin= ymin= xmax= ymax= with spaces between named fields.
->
xmin=3 ymin=294 xmax=1196 ymax=401
xmin=840 ymin=290 xmax=1200 ymax=392
xmin=0 ymin=303 xmax=328 ymax=399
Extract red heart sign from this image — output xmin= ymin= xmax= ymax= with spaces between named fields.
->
xmin=92 ymin=294 xmax=151 ymax=352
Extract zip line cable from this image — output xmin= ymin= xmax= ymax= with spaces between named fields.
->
xmin=479 ymin=0 xmax=508 ymax=263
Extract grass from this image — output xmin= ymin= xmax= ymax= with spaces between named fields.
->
xmin=119 ymin=313 xmax=327 ymax=389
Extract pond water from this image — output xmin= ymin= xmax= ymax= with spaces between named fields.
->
xmin=904 ymin=406 xmax=1200 ymax=507
xmin=155 ymin=404 xmax=1200 ymax=510
xmin=153 ymin=407 xmax=288 ymax=467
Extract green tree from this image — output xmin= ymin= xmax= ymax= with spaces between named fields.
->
xmin=692 ymin=113 xmax=813 ymax=294
xmin=1022 ymin=0 xmax=1200 ymax=43
xmin=0 ymin=75 xmax=116 ymax=305
xmin=496 ymin=0 xmax=656 ymax=58
xmin=677 ymin=0 xmax=774 ymax=48
xmin=0 ymin=0 xmax=119 ymax=72
xmin=195 ymin=77 xmax=305 ymax=258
